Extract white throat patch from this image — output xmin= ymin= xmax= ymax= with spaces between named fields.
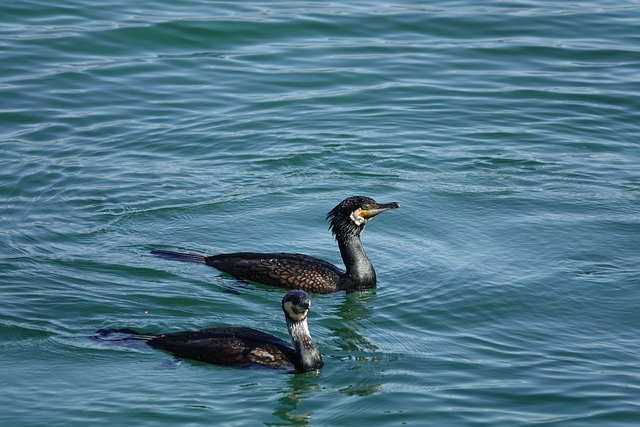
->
xmin=350 ymin=208 xmax=367 ymax=226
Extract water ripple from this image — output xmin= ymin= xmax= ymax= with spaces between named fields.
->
xmin=2 ymin=1 xmax=640 ymax=426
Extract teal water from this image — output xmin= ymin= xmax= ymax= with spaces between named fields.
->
xmin=2 ymin=0 xmax=639 ymax=425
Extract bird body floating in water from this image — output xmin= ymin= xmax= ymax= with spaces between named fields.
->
xmin=94 ymin=290 xmax=322 ymax=373
xmin=151 ymin=196 xmax=399 ymax=293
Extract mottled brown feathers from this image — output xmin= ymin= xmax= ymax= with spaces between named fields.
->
xmin=206 ymin=252 xmax=343 ymax=293
xmin=147 ymin=327 xmax=297 ymax=370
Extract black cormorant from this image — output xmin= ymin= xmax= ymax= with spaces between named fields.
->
xmin=150 ymin=196 xmax=399 ymax=293
xmin=93 ymin=290 xmax=322 ymax=373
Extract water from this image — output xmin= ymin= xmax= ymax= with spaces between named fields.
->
xmin=1 ymin=1 xmax=639 ymax=425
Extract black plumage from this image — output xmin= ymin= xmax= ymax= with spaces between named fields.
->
xmin=93 ymin=290 xmax=322 ymax=373
xmin=151 ymin=196 xmax=399 ymax=293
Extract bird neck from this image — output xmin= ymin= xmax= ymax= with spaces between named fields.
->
xmin=337 ymin=233 xmax=376 ymax=288
xmin=287 ymin=317 xmax=323 ymax=372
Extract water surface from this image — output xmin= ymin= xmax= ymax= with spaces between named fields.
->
xmin=1 ymin=1 xmax=639 ymax=426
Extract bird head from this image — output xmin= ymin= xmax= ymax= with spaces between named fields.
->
xmin=326 ymin=196 xmax=400 ymax=238
xmin=282 ymin=290 xmax=312 ymax=322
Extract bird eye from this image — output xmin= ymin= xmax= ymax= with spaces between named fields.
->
xmin=361 ymin=204 xmax=368 ymax=210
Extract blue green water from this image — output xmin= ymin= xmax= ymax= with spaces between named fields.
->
xmin=2 ymin=1 xmax=639 ymax=425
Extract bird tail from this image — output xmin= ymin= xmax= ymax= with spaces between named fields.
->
xmin=92 ymin=328 xmax=157 ymax=351
xmin=150 ymin=249 xmax=207 ymax=264
xmin=92 ymin=328 xmax=155 ymax=342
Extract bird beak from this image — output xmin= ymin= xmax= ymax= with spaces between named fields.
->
xmin=361 ymin=201 xmax=400 ymax=220
xmin=296 ymin=300 xmax=311 ymax=313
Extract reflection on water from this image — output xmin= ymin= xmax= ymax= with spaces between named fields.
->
xmin=331 ymin=289 xmax=378 ymax=353
xmin=269 ymin=372 xmax=321 ymax=427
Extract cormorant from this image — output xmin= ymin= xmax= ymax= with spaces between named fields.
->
xmin=93 ymin=290 xmax=322 ymax=373
xmin=151 ymin=196 xmax=399 ymax=293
